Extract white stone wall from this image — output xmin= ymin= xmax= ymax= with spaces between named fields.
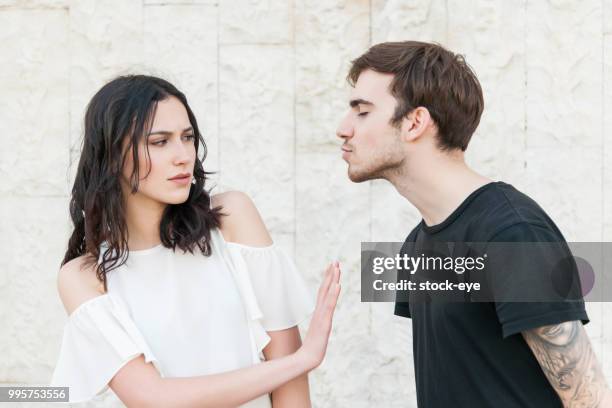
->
xmin=0 ymin=0 xmax=611 ymax=407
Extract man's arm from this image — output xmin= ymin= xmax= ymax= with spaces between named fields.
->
xmin=522 ymin=320 xmax=612 ymax=407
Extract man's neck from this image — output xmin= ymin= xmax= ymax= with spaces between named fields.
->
xmin=388 ymin=155 xmax=493 ymax=228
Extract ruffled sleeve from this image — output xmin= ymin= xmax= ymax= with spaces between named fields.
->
xmin=226 ymin=242 xmax=315 ymax=331
xmin=49 ymin=294 xmax=163 ymax=403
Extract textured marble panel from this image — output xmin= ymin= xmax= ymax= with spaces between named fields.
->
xmin=369 ymin=302 xmax=418 ymax=407
xmin=220 ymin=0 xmax=291 ymax=44
xmin=604 ymin=35 xmax=612 ymax=242
xmin=294 ymin=2 xmax=377 ymax=405
xmin=218 ymin=45 xmax=295 ymax=249
xmin=295 ymin=0 xmax=369 ymax=151
xmin=602 ymin=32 xmax=612 ymax=384
xmin=448 ymin=0 xmax=527 ymax=181
xmin=0 ymin=197 xmax=70 ymax=383
xmin=371 ymin=0 xmax=446 ymax=44
xmin=525 ymin=0 xmax=603 ymax=148
xmin=68 ymin=0 xmax=144 ymax=189
xmin=295 ymin=150 xmax=372 ymax=407
xmin=371 ymin=180 xmax=421 ymax=242
xmin=0 ymin=9 xmax=69 ymax=197
xmin=515 ymin=146 xmax=602 ymax=242
xmin=606 ymin=0 xmax=612 ymax=35
xmin=144 ymin=0 xmax=216 ymax=4
xmin=0 ymin=0 xmax=67 ymax=7
xmin=143 ymin=4 xmax=220 ymax=179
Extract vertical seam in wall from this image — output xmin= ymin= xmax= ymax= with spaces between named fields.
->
xmin=292 ymin=0 xmax=297 ymax=257
xmin=600 ymin=0 xmax=605 ymax=358
xmin=68 ymin=3 xmax=73 ymax=183
xmin=142 ymin=1 xmax=145 ymax=67
xmin=523 ymin=0 xmax=528 ymax=153
xmin=216 ymin=2 xmax=221 ymax=188
xmin=368 ymin=0 xmax=372 ymax=45
xmin=368 ymin=0 xmax=372 ymax=244
xmin=367 ymin=4 xmax=374 ymax=405
xmin=601 ymin=0 xmax=605 ymax=245
xmin=445 ymin=0 xmax=449 ymax=45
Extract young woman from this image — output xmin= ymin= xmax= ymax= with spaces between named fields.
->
xmin=50 ymin=75 xmax=341 ymax=407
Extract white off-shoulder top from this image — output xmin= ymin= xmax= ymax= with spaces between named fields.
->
xmin=49 ymin=227 xmax=314 ymax=406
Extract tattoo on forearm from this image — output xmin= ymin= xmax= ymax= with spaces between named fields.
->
xmin=523 ymin=321 xmax=608 ymax=407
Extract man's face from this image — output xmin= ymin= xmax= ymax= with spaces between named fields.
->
xmin=336 ymin=69 xmax=406 ymax=183
xmin=120 ymin=96 xmax=197 ymax=206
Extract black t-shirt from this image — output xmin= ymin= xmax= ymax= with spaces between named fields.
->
xmin=394 ymin=181 xmax=589 ymax=407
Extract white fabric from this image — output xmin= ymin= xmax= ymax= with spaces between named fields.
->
xmin=50 ymin=294 xmax=162 ymax=403
xmin=224 ymin=241 xmax=315 ymax=331
xmin=50 ymin=227 xmax=314 ymax=406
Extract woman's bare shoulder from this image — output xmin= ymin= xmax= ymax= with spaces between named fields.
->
xmin=211 ymin=191 xmax=273 ymax=247
xmin=57 ymin=254 xmax=105 ymax=316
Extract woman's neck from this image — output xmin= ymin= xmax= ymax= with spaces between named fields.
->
xmin=123 ymin=194 xmax=166 ymax=250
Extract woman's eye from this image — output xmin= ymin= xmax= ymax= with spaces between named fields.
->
xmin=358 ymin=112 xmax=369 ymax=117
xmin=152 ymin=135 xmax=194 ymax=146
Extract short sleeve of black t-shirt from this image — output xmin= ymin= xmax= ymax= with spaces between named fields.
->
xmin=486 ymin=222 xmax=589 ymax=337
xmin=394 ymin=298 xmax=411 ymax=318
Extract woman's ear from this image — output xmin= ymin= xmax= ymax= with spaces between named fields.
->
xmin=400 ymin=107 xmax=433 ymax=143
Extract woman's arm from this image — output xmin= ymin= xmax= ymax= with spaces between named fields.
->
xmin=110 ymin=343 xmax=311 ymax=407
xmin=264 ymin=328 xmax=311 ymax=408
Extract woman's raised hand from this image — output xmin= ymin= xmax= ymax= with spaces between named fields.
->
xmin=297 ymin=261 xmax=341 ymax=370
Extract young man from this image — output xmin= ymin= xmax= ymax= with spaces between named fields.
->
xmin=337 ymin=41 xmax=612 ymax=407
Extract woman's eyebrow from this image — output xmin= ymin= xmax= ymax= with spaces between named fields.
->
xmin=147 ymin=126 xmax=193 ymax=136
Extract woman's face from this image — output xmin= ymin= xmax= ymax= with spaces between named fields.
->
xmin=120 ymin=96 xmax=197 ymax=206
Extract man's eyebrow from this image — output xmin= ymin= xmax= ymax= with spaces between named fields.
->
xmin=349 ymin=98 xmax=374 ymax=108
xmin=147 ymin=126 xmax=193 ymax=136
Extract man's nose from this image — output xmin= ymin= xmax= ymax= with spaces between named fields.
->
xmin=336 ymin=114 xmax=354 ymax=140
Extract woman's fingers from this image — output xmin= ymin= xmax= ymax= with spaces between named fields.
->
xmin=313 ymin=263 xmax=341 ymax=330
xmin=325 ymin=282 xmax=341 ymax=320
xmin=332 ymin=262 xmax=340 ymax=284
xmin=314 ymin=264 xmax=331 ymax=307
xmin=300 ymin=263 xmax=342 ymax=370
xmin=315 ymin=262 xmax=336 ymax=308
xmin=321 ymin=266 xmax=341 ymax=330
xmin=317 ymin=268 xmax=341 ymax=352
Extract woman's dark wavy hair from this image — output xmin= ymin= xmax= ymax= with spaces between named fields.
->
xmin=61 ymin=74 xmax=224 ymax=292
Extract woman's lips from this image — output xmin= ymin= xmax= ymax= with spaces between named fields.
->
xmin=170 ymin=176 xmax=191 ymax=185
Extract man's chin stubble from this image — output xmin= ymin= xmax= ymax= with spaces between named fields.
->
xmin=348 ymin=168 xmax=380 ymax=183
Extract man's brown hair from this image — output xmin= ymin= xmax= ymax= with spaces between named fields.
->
xmin=347 ymin=41 xmax=484 ymax=151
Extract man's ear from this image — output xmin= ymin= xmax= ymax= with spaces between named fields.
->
xmin=400 ymin=107 xmax=433 ymax=143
